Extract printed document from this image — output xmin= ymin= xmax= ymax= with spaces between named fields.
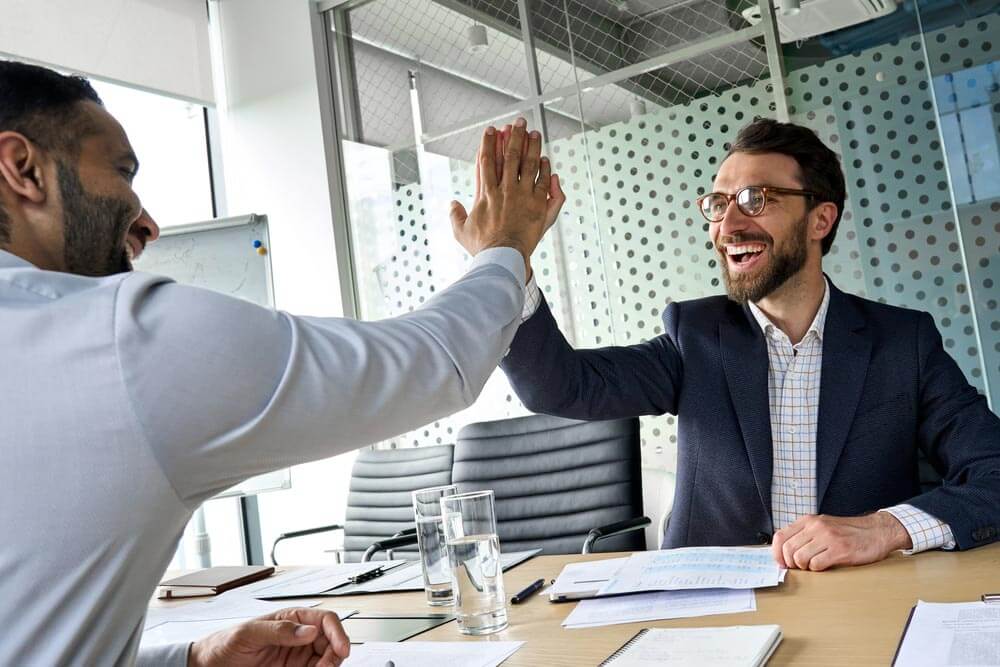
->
xmin=563 ymin=587 xmax=756 ymax=628
xmin=598 ymin=547 xmax=785 ymax=595
xmin=142 ymin=603 xmax=355 ymax=648
xmin=250 ymin=562 xmax=409 ymax=598
xmin=894 ymin=600 xmax=1000 ymax=666
xmin=341 ymin=641 xmax=524 ymax=667
xmin=549 ymin=557 xmax=628 ymax=601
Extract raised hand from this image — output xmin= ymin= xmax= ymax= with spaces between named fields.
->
xmin=450 ymin=118 xmax=565 ymax=278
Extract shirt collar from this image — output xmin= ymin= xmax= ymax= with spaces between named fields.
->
xmin=0 ymin=249 xmax=35 ymax=270
xmin=748 ymin=277 xmax=831 ymax=343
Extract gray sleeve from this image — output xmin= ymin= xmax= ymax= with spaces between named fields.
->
xmin=114 ymin=248 xmax=525 ymax=505
xmin=135 ymin=642 xmax=190 ymax=667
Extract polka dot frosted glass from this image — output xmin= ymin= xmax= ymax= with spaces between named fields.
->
xmin=360 ymin=14 xmax=998 ymax=472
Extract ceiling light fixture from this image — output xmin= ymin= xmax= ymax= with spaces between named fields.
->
xmin=781 ymin=0 xmax=802 ymax=16
xmin=466 ymin=23 xmax=489 ymax=54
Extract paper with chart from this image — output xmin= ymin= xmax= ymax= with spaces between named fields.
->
xmin=563 ymin=587 xmax=756 ymax=628
xmin=894 ymin=600 xmax=1000 ymax=667
xmin=597 ymin=547 xmax=785 ymax=596
xmin=341 ymin=641 xmax=524 ymax=667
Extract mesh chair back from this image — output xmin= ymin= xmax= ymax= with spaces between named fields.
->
xmin=453 ymin=415 xmax=644 ymax=554
xmin=342 ymin=444 xmax=454 ymax=562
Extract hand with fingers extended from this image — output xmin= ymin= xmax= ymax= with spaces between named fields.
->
xmin=450 ymin=117 xmax=565 ymax=278
xmin=187 ymin=607 xmax=350 ymax=667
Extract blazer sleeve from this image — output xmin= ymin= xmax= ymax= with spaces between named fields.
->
xmin=907 ymin=311 xmax=1000 ymax=550
xmin=500 ymin=293 xmax=682 ymax=420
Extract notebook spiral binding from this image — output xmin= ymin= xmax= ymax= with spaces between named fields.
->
xmin=599 ymin=628 xmax=650 ymax=665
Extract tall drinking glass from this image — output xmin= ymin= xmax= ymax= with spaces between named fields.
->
xmin=439 ymin=490 xmax=507 ymax=635
xmin=412 ymin=484 xmax=457 ymax=606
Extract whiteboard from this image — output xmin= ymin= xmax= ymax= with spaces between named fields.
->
xmin=135 ymin=214 xmax=290 ymax=497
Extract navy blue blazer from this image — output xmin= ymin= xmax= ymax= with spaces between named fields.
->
xmin=501 ymin=281 xmax=1000 ymax=550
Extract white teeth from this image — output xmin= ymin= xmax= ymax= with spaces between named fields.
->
xmin=125 ymin=244 xmax=135 ymax=261
xmin=725 ymin=244 xmax=765 ymax=255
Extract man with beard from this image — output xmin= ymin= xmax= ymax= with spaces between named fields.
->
xmin=501 ymin=118 xmax=1000 ymax=571
xmin=0 ymin=60 xmax=563 ymax=665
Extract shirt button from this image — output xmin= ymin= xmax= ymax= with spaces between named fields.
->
xmin=756 ymin=532 xmax=772 ymax=545
xmin=787 ymin=426 xmax=797 ymax=434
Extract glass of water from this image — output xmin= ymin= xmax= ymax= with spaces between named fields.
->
xmin=412 ymin=484 xmax=457 ymax=606
xmin=439 ymin=490 xmax=507 ymax=635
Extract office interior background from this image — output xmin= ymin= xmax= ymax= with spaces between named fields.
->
xmin=3 ymin=0 xmax=997 ymax=567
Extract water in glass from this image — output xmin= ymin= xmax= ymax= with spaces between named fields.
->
xmin=447 ymin=532 xmax=507 ymax=634
xmin=416 ymin=515 xmax=453 ymax=605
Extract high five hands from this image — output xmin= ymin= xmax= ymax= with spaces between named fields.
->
xmin=450 ymin=118 xmax=566 ymax=281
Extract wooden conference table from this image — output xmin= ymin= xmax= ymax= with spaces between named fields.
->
xmin=158 ymin=543 xmax=999 ymax=665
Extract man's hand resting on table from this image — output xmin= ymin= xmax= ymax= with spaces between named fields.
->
xmin=771 ymin=512 xmax=912 ymax=571
xmin=188 ymin=607 xmax=350 ymax=667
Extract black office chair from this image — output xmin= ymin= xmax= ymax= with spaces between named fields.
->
xmin=270 ymin=444 xmax=454 ymax=564
xmin=452 ymin=414 xmax=649 ymax=554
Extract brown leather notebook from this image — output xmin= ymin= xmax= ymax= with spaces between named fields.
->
xmin=158 ymin=565 xmax=274 ymax=599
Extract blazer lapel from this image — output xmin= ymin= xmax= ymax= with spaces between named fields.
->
xmin=720 ymin=307 xmax=773 ymax=522
xmin=816 ymin=285 xmax=872 ymax=507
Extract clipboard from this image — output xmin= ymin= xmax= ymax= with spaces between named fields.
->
xmin=342 ymin=613 xmax=455 ymax=643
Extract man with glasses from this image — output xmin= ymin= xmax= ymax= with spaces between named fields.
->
xmin=501 ymin=118 xmax=1000 ymax=571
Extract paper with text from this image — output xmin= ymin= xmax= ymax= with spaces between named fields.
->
xmin=894 ymin=600 xmax=1000 ymax=666
xmin=564 ymin=587 xmax=756 ymax=628
xmin=598 ymin=547 xmax=784 ymax=596
xmin=342 ymin=641 xmax=524 ymax=667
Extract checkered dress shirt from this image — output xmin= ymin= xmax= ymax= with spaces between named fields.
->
xmin=523 ymin=276 xmax=955 ymax=553
xmin=748 ymin=281 xmax=954 ymax=553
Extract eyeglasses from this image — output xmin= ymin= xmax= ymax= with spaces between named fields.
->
xmin=695 ymin=185 xmax=821 ymax=223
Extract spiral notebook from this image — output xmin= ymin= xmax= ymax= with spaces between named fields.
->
xmin=599 ymin=625 xmax=782 ymax=666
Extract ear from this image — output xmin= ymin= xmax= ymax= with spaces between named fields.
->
xmin=810 ymin=201 xmax=838 ymax=244
xmin=0 ymin=131 xmax=50 ymax=205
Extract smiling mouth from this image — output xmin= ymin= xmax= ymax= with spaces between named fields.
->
xmin=724 ymin=242 xmax=767 ymax=266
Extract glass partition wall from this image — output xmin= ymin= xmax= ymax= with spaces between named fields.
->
xmin=322 ymin=0 xmax=999 ymax=473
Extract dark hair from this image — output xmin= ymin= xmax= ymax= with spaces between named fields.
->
xmin=0 ymin=60 xmax=103 ymax=245
xmin=726 ymin=118 xmax=846 ymax=256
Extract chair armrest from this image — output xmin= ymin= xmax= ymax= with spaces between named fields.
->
xmin=271 ymin=524 xmax=344 ymax=566
xmin=582 ymin=516 xmax=651 ymax=554
xmin=361 ymin=532 xmax=420 ymax=562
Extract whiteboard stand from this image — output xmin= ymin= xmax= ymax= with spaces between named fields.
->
xmin=136 ymin=213 xmax=286 ymax=566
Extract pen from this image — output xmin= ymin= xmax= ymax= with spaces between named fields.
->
xmin=510 ymin=577 xmax=546 ymax=604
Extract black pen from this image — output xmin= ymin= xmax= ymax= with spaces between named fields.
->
xmin=510 ymin=578 xmax=545 ymax=604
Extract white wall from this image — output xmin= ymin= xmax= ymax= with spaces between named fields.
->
xmin=211 ymin=0 xmax=357 ymax=564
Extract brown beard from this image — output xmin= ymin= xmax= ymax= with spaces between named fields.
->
xmin=718 ymin=215 xmax=808 ymax=304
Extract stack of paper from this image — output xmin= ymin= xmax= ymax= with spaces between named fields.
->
xmin=342 ymin=641 xmax=524 ymax=667
xmin=598 ymin=547 xmax=785 ymax=596
xmin=563 ymin=588 xmax=756 ymax=629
